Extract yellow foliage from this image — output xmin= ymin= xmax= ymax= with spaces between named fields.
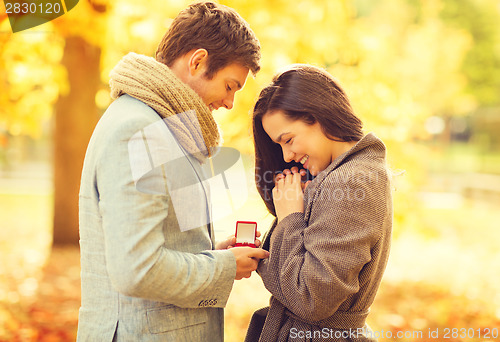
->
xmin=1 ymin=0 xmax=475 ymax=142
xmin=0 ymin=0 xmax=484 ymax=230
xmin=0 ymin=27 xmax=65 ymax=138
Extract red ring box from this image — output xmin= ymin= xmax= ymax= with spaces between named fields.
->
xmin=235 ymin=221 xmax=257 ymax=248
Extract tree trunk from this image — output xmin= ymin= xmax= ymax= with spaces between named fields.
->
xmin=53 ymin=36 xmax=101 ymax=245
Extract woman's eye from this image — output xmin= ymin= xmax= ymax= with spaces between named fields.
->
xmin=226 ymin=85 xmax=232 ymax=92
xmin=285 ymin=138 xmax=292 ymax=144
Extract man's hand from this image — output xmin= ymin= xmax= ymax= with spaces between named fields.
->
xmin=215 ymin=231 xmax=263 ymax=250
xmin=229 ymin=247 xmax=269 ymax=280
xmin=215 ymin=235 xmax=236 ymax=250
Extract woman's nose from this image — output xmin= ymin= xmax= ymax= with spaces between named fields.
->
xmin=283 ymin=149 xmax=295 ymax=163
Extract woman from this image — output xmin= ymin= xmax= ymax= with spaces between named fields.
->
xmin=245 ymin=65 xmax=392 ymax=342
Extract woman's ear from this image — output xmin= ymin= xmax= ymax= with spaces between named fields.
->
xmin=188 ymin=48 xmax=209 ymax=76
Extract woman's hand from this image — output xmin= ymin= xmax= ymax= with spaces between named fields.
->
xmin=273 ymin=167 xmax=309 ymax=222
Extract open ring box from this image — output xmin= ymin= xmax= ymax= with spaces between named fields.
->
xmin=235 ymin=221 xmax=257 ymax=248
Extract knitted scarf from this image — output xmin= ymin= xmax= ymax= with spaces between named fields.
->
xmin=109 ymin=52 xmax=220 ymax=162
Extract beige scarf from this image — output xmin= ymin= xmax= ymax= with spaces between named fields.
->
xmin=109 ymin=52 xmax=220 ymax=162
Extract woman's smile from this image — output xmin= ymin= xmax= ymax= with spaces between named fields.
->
xmin=299 ymin=155 xmax=309 ymax=169
xmin=262 ymin=110 xmax=359 ymax=176
xmin=261 ymin=110 xmax=336 ymax=176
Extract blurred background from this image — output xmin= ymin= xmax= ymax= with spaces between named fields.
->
xmin=1 ymin=0 xmax=500 ymax=341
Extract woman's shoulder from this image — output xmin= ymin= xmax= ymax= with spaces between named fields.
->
xmin=348 ymin=132 xmax=387 ymax=162
xmin=304 ymin=133 xmax=390 ymax=197
xmin=326 ymin=134 xmax=389 ymax=178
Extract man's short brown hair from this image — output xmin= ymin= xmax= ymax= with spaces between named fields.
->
xmin=156 ymin=1 xmax=261 ymax=78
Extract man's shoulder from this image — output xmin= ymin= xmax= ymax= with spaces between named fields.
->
xmin=106 ymin=94 xmax=159 ymax=122
xmin=96 ymin=95 xmax=167 ymax=136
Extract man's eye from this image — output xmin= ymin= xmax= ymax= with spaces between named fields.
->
xmin=285 ymin=138 xmax=292 ymax=144
xmin=226 ymin=85 xmax=232 ymax=92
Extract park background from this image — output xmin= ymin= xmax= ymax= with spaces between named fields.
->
xmin=1 ymin=0 xmax=500 ymax=340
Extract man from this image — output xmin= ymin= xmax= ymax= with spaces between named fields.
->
xmin=77 ymin=2 xmax=268 ymax=341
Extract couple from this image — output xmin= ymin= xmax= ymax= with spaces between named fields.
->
xmin=77 ymin=2 xmax=392 ymax=342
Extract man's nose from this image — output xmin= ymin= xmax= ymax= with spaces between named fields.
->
xmin=222 ymin=93 xmax=235 ymax=110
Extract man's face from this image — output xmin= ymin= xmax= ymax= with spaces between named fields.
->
xmin=187 ymin=63 xmax=250 ymax=112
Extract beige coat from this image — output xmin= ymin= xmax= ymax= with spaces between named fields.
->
xmin=246 ymin=133 xmax=392 ymax=342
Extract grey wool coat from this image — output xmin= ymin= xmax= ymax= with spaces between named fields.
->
xmin=77 ymin=95 xmax=236 ymax=342
xmin=245 ymin=133 xmax=393 ymax=342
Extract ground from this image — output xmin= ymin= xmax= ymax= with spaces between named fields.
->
xmin=1 ymin=161 xmax=500 ymax=341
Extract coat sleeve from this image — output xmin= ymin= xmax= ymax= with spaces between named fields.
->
xmin=257 ymin=173 xmax=387 ymax=321
xmin=95 ymin=111 xmax=236 ymax=309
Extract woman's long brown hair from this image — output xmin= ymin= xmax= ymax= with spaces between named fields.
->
xmin=253 ymin=64 xmax=364 ymax=216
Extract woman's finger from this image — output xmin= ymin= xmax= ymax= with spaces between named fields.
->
xmin=274 ymin=172 xmax=285 ymax=184
xmin=293 ymin=169 xmax=302 ymax=186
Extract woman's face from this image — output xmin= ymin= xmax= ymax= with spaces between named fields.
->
xmin=261 ymin=110 xmax=337 ymax=176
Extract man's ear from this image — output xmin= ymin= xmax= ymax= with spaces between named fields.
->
xmin=188 ymin=49 xmax=209 ymax=76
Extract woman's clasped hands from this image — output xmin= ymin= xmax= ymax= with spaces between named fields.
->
xmin=272 ymin=166 xmax=311 ymax=222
